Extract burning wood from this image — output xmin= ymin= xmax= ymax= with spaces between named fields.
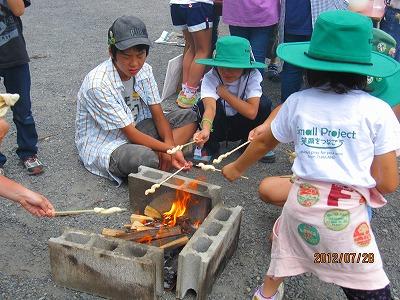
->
xmin=144 ymin=205 xmax=162 ymax=219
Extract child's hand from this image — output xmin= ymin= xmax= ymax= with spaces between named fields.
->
xmin=172 ymin=151 xmax=192 ymax=170
xmin=222 ymin=162 xmax=243 ymax=182
xmin=193 ymin=129 xmax=210 ymax=147
xmin=19 ymin=191 xmax=55 ymax=217
xmin=158 ymin=152 xmax=172 ymax=171
xmin=216 ymin=84 xmax=230 ymax=99
xmin=248 ymin=124 xmax=268 ymax=141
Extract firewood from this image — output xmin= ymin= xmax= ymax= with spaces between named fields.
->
xmin=144 ymin=205 xmax=162 ymax=219
xmin=130 ymin=214 xmax=154 ymax=223
xmin=102 ymin=228 xmax=128 ymax=238
xmin=159 ymin=236 xmax=189 ymax=250
xmin=123 ymin=224 xmax=132 ymax=229
xmin=149 ymin=234 xmax=187 ymax=247
xmin=131 ymin=220 xmax=145 ymax=230
xmin=120 ymin=225 xmax=182 ymax=242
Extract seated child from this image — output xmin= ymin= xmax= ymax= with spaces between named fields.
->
xmin=193 ymin=36 xmax=274 ymax=162
xmin=222 ymin=11 xmax=400 ymax=300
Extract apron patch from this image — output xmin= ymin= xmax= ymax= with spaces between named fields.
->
xmin=353 ymin=222 xmax=371 ymax=247
xmin=324 ymin=209 xmax=350 ymax=231
xmin=298 ymin=223 xmax=320 ymax=245
xmin=297 ymin=183 xmax=320 ymax=207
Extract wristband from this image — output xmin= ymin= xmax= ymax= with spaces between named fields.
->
xmin=200 ymin=117 xmax=214 ymax=132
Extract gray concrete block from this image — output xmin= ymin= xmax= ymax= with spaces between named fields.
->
xmin=128 ymin=166 xmax=222 ymax=215
xmin=49 ymin=228 xmax=164 ymax=299
xmin=176 ymin=206 xmax=243 ymax=300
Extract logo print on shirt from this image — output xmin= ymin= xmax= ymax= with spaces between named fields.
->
xmin=353 ymin=222 xmax=371 ymax=247
xmin=298 ymin=223 xmax=320 ymax=246
xmin=324 ymin=209 xmax=350 ymax=231
xmin=297 ymin=126 xmax=356 ymax=149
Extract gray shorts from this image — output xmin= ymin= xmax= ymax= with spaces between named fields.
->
xmin=109 ymin=109 xmax=196 ymax=178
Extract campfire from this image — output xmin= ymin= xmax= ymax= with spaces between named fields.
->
xmin=102 ymin=180 xmax=211 ymax=290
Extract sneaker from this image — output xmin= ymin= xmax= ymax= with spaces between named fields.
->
xmin=260 ymin=150 xmax=276 ymax=163
xmin=267 ymin=64 xmax=280 ymax=82
xmin=176 ymin=90 xmax=200 ymax=109
xmin=22 ymin=155 xmax=44 ymax=175
xmin=0 ymin=167 xmax=4 ymax=176
xmin=253 ymin=283 xmax=284 ymax=300
xmin=193 ymin=146 xmax=214 ymax=163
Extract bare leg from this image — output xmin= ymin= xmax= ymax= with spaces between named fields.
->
xmin=0 ymin=119 xmax=10 ymax=146
xmin=172 ymin=122 xmax=197 ymax=145
xmin=182 ymin=30 xmax=195 ymax=84
xmin=259 ymin=176 xmax=292 ymax=207
xmin=262 ymin=276 xmax=284 ymax=298
xmin=186 ymin=28 xmax=212 ymax=87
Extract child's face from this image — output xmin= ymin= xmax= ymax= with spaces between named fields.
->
xmin=217 ymin=67 xmax=244 ymax=83
xmin=112 ymin=47 xmax=147 ymax=81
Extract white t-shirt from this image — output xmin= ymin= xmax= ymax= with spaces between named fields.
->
xmin=271 ymin=88 xmax=400 ymax=188
xmin=170 ymin=0 xmax=214 ymax=4
xmin=200 ymin=68 xmax=263 ymax=116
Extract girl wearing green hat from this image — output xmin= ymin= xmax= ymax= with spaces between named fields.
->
xmin=192 ymin=35 xmax=273 ymax=162
xmin=222 ymin=11 xmax=400 ymax=300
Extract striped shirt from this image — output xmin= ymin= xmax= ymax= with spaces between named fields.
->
xmin=278 ymin=0 xmax=348 ymax=43
xmin=75 ymin=58 xmax=161 ymax=184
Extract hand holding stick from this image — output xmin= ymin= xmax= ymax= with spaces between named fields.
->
xmin=213 ymin=141 xmax=251 ymax=164
xmin=145 ymin=166 xmax=185 ymax=195
xmin=55 ymin=206 xmax=127 ymax=216
xmin=167 ymin=140 xmax=196 ymax=154
xmin=196 ymin=163 xmax=248 ymax=179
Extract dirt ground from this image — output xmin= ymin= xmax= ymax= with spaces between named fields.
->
xmin=0 ymin=1 xmax=399 ymax=299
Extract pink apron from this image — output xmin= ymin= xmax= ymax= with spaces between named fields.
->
xmin=267 ymin=178 xmax=389 ymax=290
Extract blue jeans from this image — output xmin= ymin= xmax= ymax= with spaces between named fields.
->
xmin=0 ymin=64 xmax=38 ymax=165
xmin=280 ymin=34 xmax=311 ymax=102
xmin=380 ymin=6 xmax=400 ymax=62
xmin=229 ymin=25 xmax=276 ymax=77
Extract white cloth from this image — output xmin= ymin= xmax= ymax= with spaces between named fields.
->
xmin=389 ymin=0 xmax=400 ymax=9
xmin=200 ymin=68 xmax=263 ymax=116
xmin=271 ymin=88 xmax=400 ymax=188
xmin=268 ymin=178 xmax=390 ymax=290
xmin=170 ymin=0 xmax=214 ymax=4
xmin=75 ymin=59 xmax=161 ymax=184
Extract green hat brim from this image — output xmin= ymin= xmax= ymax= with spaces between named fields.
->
xmin=370 ymin=71 xmax=400 ymax=107
xmin=196 ymin=58 xmax=266 ymax=69
xmin=277 ymin=42 xmax=400 ymax=78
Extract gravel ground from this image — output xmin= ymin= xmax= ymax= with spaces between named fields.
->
xmin=0 ymin=1 xmax=399 ymax=299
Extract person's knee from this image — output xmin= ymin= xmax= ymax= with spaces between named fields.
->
xmin=0 ymin=119 xmax=10 ymax=141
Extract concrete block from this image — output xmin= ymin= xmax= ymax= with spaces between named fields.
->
xmin=128 ymin=166 xmax=222 ymax=215
xmin=49 ymin=228 xmax=164 ymax=299
xmin=176 ymin=206 xmax=243 ymax=300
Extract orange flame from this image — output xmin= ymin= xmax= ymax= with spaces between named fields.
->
xmin=163 ymin=180 xmax=198 ymax=227
xmin=136 ymin=235 xmax=152 ymax=244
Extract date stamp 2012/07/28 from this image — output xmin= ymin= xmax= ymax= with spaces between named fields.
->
xmin=314 ymin=252 xmax=374 ymax=264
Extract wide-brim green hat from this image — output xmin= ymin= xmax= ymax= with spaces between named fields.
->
xmin=196 ymin=36 xmax=266 ymax=69
xmin=277 ymin=10 xmax=400 ymax=78
xmin=368 ymin=28 xmax=400 ymax=107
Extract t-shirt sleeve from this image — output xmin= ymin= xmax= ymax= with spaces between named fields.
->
xmin=244 ymin=70 xmax=263 ymax=99
xmin=137 ymin=65 xmax=162 ymax=106
xmin=372 ymin=103 xmax=400 ymax=156
xmin=85 ymin=85 xmax=132 ymax=131
xmin=200 ymin=70 xmax=219 ymax=100
xmin=271 ymin=99 xmax=295 ymax=143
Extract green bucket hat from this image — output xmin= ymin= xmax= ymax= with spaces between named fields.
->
xmin=196 ymin=36 xmax=266 ymax=69
xmin=277 ymin=10 xmax=400 ymax=78
xmin=368 ymin=28 xmax=400 ymax=107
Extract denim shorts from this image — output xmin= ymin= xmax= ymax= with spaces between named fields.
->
xmin=380 ymin=6 xmax=400 ymax=61
xmin=170 ymin=2 xmax=213 ymax=32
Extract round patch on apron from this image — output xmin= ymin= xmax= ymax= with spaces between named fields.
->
xmin=353 ymin=222 xmax=371 ymax=247
xmin=297 ymin=183 xmax=320 ymax=207
xmin=298 ymin=223 xmax=320 ymax=245
xmin=324 ymin=209 xmax=350 ymax=231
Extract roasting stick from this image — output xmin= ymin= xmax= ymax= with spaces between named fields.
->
xmin=167 ymin=140 xmax=197 ymax=154
xmin=55 ymin=206 xmax=127 ymax=216
xmin=196 ymin=163 xmax=249 ymax=179
xmin=212 ymin=140 xmax=251 ymax=164
xmin=145 ymin=166 xmax=186 ymax=195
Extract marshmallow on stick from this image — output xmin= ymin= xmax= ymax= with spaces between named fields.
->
xmin=167 ymin=140 xmax=196 ymax=154
xmin=213 ymin=140 xmax=251 ymax=164
xmin=145 ymin=166 xmax=185 ymax=195
xmin=55 ymin=206 xmax=127 ymax=216
xmin=196 ymin=163 xmax=248 ymax=179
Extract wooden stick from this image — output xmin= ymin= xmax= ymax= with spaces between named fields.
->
xmin=196 ymin=163 xmax=249 ymax=179
xmin=213 ymin=141 xmax=251 ymax=164
xmin=159 ymin=236 xmax=189 ymax=250
xmin=55 ymin=209 xmax=95 ymax=216
xmin=145 ymin=166 xmax=185 ymax=195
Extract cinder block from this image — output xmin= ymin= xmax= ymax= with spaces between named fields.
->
xmin=128 ymin=166 xmax=222 ymax=215
xmin=49 ymin=228 xmax=164 ymax=299
xmin=176 ymin=206 xmax=243 ymax=300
